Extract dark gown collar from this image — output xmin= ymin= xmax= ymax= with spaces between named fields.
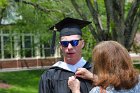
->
xmin=49 ymin=61 xmax=92 ymax=73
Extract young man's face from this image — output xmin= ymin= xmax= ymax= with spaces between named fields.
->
xmin=60 ymin=35 xmax=84 ymax=65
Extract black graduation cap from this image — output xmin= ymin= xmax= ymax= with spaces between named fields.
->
xmin=50 ymin=17 xmax=91 ymax=55
xmin=50 ymin=17 xmax=91 ymax=36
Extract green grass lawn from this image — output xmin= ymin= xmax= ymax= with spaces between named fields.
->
xmin=0 ymin=65 xmax=140 ymax=93
xmin=0 ymin=69 xmax=45 ymax=93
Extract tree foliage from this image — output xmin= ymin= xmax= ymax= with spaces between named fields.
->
xmin=0 ymin=0 xmax=140 ymax=59
xmin=70 ymin=0 xmax=140 ymax=51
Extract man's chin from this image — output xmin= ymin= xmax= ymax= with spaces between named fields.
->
xmin=65 ymin=58 xmax=73 ymax=63
xmin=66 ymin=57 xmax=72 ymax=61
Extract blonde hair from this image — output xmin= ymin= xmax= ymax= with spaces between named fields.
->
xmin=92 ymin=41 xmax=139 ymax=90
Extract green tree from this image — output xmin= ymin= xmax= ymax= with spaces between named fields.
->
xmin=1 ymin=0 xmax=140 ymax=59
xmin=70 ymin=0 xmax=140 ymax=51
xmin=0 ymin=0 xmax=8 ymax=23
xmin=14 ymin=0 xmax=140 ymax=50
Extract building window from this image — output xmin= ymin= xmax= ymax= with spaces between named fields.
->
xmin=20 ymin=34 xmax=35 ymax=58
xmin=0 ymin=31 xmax=14 ymax=59
xmin=0 ymin=30 xmax=54 ymax=59
xmin=3 ymin=36 xmax=13 ymax=58
xmin=40 ymin=43 xmax=51 ymax=57
xmin=0 ymin=36 xmax=1 ymax=59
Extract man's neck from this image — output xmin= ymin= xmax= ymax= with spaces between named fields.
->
xmin=64 ymin=57 xmax=82 ymax=65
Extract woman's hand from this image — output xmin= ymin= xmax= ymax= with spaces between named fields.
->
xmin=75 ymin=68 xmax=94 ymax=81
xmin=68 ymin=76 xmax=81 ymax=93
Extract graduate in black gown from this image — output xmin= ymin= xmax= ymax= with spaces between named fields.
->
xmin=39 ymin=17 xmax=93 ymax=93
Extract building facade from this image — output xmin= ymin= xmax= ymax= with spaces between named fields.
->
xmin=0 ymin=29 xmax=61 ymax=70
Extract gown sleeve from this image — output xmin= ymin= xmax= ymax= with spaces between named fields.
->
xmin=39 ymin=74 xmax=46 ymax=93
xmin=39 ymin=69 xmax=56 ymax=93
xmin=39 ymin=64 xmax=93 ymax=93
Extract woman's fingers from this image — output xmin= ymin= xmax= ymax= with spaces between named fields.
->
xmin=75 ymin=68 xmax=94 ymax=80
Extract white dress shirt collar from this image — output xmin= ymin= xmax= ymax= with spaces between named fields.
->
xmin=53 ymin=57 xmax=86 ymax=72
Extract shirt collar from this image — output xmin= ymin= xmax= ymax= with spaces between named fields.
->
xmin=53 ymin=57 xmax=86 ymax=72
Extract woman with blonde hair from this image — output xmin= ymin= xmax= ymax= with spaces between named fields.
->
xmin=68 ymin=41 xmax=140 ymax=93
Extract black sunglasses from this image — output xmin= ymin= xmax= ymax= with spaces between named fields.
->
xmin=60 ymin=39 xmax=82 ymax=47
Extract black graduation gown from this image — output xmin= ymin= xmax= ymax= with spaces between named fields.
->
xmin=39 ymin=62 xmax=93 ymax=93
